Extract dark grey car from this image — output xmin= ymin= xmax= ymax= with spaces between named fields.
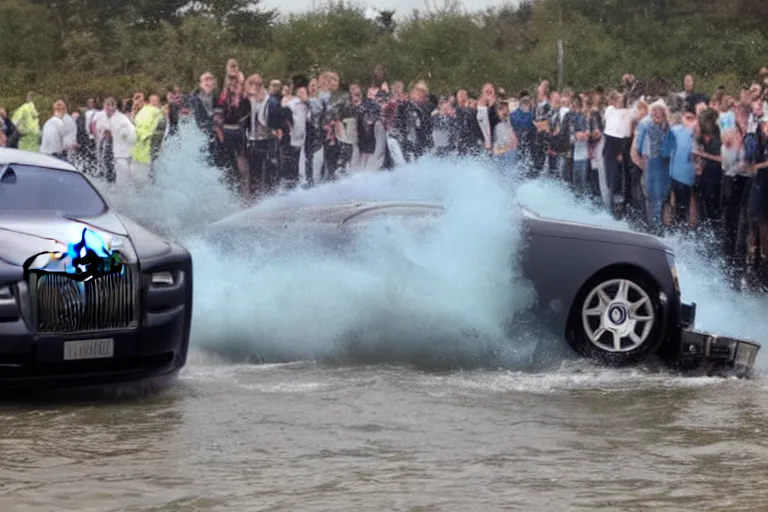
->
xmin=206 ymin=199 xmax=761 ymax=377
xmin=0 ymin=148 xmax=193 ymax=391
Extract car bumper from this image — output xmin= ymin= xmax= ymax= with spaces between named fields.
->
xmin=674 ymin=301 xmax=761 ymax=378
xmin=0 ymin=305 xmax=191 ymax=392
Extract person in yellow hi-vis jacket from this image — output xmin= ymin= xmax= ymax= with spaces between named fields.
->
xmin=131 ymin=95 xmax=163 ymax=186
xmin=11 ymin=92 xmax=41 ymax=152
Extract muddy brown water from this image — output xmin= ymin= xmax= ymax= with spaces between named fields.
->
xmin=0 ymin=351 xmax=766 ymax=512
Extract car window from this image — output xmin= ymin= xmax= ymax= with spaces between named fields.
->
xmin=0 ymin=164 xmax=107 ymax=217
xmin=343 ymin=205 xmax=444 ymax=223
xmin=520 ymin=206 xmax=540 ymax=218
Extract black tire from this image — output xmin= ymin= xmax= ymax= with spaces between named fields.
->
xmin=566 ymin=268 xmax=666 ymax=367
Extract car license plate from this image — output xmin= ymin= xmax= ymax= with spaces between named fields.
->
xmin=63 ymin=338 xmax=114 ymax=361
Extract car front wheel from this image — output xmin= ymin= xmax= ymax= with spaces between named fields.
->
xmin=570 ymin=275 xmax=664 ymax=366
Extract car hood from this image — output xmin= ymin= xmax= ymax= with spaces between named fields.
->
xmin=0 ymin=210 xmax=136 ymax=267
xmin=528 ymin=215 xmax=672 ymax=252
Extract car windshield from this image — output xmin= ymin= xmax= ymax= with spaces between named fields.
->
xmin=519 ymin=205 xmax=540 ymax=218
xmin=0 ymin=164 xmax=107 ymax=217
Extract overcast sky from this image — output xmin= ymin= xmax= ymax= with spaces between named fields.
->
xmin=262 ymin=0 xmax=518 ymax=18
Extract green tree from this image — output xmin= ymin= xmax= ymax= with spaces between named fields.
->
xmin=4 ymin=0 xmax=768 ymax=111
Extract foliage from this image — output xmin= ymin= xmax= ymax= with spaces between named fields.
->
xmin=2 ymin=0 xmax=768 ymax=111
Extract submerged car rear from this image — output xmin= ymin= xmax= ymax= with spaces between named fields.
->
xmin=658 ymin=248 xmax=760 ymax=377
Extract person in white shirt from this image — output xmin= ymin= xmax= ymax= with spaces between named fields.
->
xmin=719 ymin=127 xmax=750 ymax=274
xmin=569 ymin=96 xmax=590 ymax=195
xmin=85 ymin=98 xmax=98 ymax=139
xmin=552 ymin=90 xmax=571 ymax=180
xmin=92 ymin=97 xmax=136 ymax=185
xmin=39 ymin=100 xmax=68 ymax=159
xmin=602 ymin=90 xmax=632 ymax=215
xmin=285 ymin=75 xmax=309 ymax=189
xmin=61 ymin=102 xmax=78 ymax=161
xmin=492 ymin=100 xmax=518 ymax=170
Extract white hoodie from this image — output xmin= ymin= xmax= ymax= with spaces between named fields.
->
xmin=92 ymin=109 xmax=136 ymax=159
xmin=85 ymin=108 xmax=98 ymax=140
xmin=39 ymin=116 xmax=66 ymax=155
xmin=62 ymin=113 xmax=77 ymax=149
xmin=287 ymin=97 xmax=308 ymax=149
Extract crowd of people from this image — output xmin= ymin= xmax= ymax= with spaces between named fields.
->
xmin=2 ymin=60 xmax=768 ymax=293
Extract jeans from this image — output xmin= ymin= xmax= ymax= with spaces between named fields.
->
xmin=559 ymin=155 xmax=572 ymax=183
xmin=603 ymin=135 xmax=625 ymax=214
xmin=573 ymin=159 xmax=589 ymax=193
xmin=644 ymin=157 xmax=671 ymax=228
xmin=722 ymin=175 xmax=750 ymax=261
xmin=670 ymin=178 xmax=692 ymax=228
xmin=495 ymin=149 xmax=517 ymax=179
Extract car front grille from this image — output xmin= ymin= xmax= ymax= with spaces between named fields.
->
xmin=32 ymin=266 xmax=139 ymax=334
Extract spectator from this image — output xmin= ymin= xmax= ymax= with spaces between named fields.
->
xmin=634 ymin=99 xmax=673 ymax=231
xmin=510 ymin=92 xmax=535 ymax=175
xmin=432 ymin=95 xmax=457 ymax=157
xmin=668 ymin=107 xmax=697 ymax=229
xmin=132 ymin=94 xmax=164 ymax=189
xmin=0 ymin=107 xmax=20 ymax=148
xmin=11 ymin=92 xmax=40 ymax=152
xmin=39 ymin=99 xmax=68 ymax=160
xmin=92 ymin=97 xmax=136 ymax=184
xmin=13 ymin=63 xmax=768 ymax=293
xmin=492 ymin=100 xmax=517 ymax=170
xmin=568 ymin=96 xmax=590 ymax=196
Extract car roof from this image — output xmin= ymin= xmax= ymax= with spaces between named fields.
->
xmin=211 ymin=200 xmax=445 ymax=227
xmin=339 ymin=201 xmax=445 ymax=222
xmin=0 ymin=147 xmax=79 ymax=173
xmin=213 ymin=199 xmax=541 ymax=227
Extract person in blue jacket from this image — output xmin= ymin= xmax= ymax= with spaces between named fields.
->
xmin=634 ymin=99 xmax=674 ymax=232
xmin=668 ymin=107 xmax=698 ymax=229
xmin=510 ymin=92 xmax=535 ymax=176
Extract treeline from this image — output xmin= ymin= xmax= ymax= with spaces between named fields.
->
xmin=2 ymin=0 xmax=768 ymax=110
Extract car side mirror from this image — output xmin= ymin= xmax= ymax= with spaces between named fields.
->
xmin=0 ymin=166 xmax=16 ymax=184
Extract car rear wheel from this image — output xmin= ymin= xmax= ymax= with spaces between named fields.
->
xmin=569 ymin=274 xmax=664 ymax=366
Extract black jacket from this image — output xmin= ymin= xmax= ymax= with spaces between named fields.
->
xmin=1 ymin=117 xmax=19 ymax=148
xmin=186 ymin=88 xmax=219 ymax=136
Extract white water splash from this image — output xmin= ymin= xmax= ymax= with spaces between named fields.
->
xmin=94 ymin=121 xmax=768 ymax=371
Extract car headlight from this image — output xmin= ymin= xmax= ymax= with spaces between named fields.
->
xmin=669 ymin=264 xmax=680 ymax=292
xmin=0 ymin=285 xmax=11 ymax=299
xmin=151 ymin=271 xmax=175 ymax=286
xmin=665 ymin=251 xmax=680 ymax=293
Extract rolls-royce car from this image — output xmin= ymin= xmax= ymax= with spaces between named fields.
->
xmin=0 ymin=148 xmax=193 ymax=391
xmin=206 ymin=199 xmax=761 ymax=378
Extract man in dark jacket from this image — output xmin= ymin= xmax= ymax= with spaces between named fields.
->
xmin=510 ymin=92 xmax=535 ymax=174
xmin=0 ymin=108 xmax=19 ymax=148
xmin=186 ymin=72 xmax=220 ymax=165
xmin=394 ymin=83 xmax=433 ymax=161
xmin=243 ymin=73 xmax=284 ymax=197
xmin=454 ymin=89 xmax=483 ymax=156
xmin=187 ymin=72 xmax=218 ymax=137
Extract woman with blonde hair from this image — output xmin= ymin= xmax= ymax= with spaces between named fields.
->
xmin=219 ymin=58 xmax=245 ymax=106
xmin=635 ymin=99 xmax=674 ymax=231
xmin=214 ymin=76 xmax=250 ymax=199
